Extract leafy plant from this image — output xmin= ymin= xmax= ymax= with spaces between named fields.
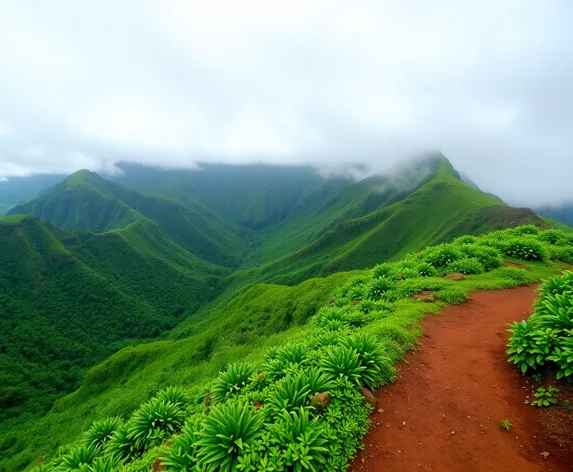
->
xmin=415 ymin=261 xmax=437 ymax=277
xmin=105 ymin=424 xmax=141 ymax=463
xmin=156 ymin=386 xmax=190 ymax=407
xmin=366 ymin=278 xmax=394 ymax=301
xmin=512 ymin=224 xmax=540 ymax=236
xmin=422 ymin=244 xmax=461 ymax=268
xmin=500 ymin=419 xmax=512 ymax=432
xmin=539 ymin=229 xmax=567 ymax=245
xmin=211 ymin=362 xmax=257 ymax=403
xmin=162 ymin=418 xmax=201 ymax=471
xmin=340 ymin=334 xmax=394 ymax=388
xmin=83 ymin=416 xmax=122 ymax=450
xmin=195 ymin=402 xmax=263 ymax=471
xmin=127 ymin=400 xmax=186 ymax=451
xmin=525 ymin=386 xmax=559 ymax=407
xmin=445 ymin=257 xmax=484 ymax=275
xmin=321 ymin=347 xmax=364 ymax=385
xmin=507 ymin=320 xmax=542 ymax=373
xmin=504 ymin=237 xmax=547 ymax=261
xmin=271 ymin=408 xmax=329 ymax=472
xmin=58 ymin=444 xmax=99 ymax=470
xmin=546 ymin=336 xmax=573 ymax=379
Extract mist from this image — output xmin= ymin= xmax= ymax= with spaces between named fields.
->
xmin=0 ymin=0 xmax=572 ymax=206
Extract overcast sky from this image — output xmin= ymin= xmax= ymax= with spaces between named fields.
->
xmin=0 ymin=0 xmax=572 ymax=205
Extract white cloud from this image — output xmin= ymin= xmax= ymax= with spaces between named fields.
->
xmin=0 ymin=0 xmax=571 ymax=205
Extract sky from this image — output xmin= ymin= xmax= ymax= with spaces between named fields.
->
xmin=0 ymin=0 xmax=572 ymax=206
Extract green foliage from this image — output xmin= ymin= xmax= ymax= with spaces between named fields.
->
xmin=127 ymin=399 xmax=186 ymax=452
xmin=504 ymin=237 xmax=547 ymax=261
xmin=211 ymin=362 xmax=257 ymax=403
xmin=525 ymin=386 xmax=559 ymax=407
xmin=445 ymin=258 xmax=484 ymax=275
xmin=500 ymin=419 xmax=512 ymax=432
xmin=83 ymin=417 xmax=122 ymax=450
xmin=511 ymin=224 xmax=540 ymax=236
xmin=195 ymin=401 xmax=264 ymax=471
xmin=162 ymin=419 xmax=201 ymax=471
xmin=321 ymin=347 xmax=364 ymax=386
xmin=422 ymin=244 xmax=461 ymax=268
xmin=366 ymin=278 xmax=395 ymax=301
xmin=6 ymin=221 xmax=572 ymax=471
xmin=507 ymin=270 xmax=573 ymax=379
xmin=59 ymin=444 xmax=100 ymax=470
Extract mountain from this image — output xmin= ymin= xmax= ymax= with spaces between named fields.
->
xmin=0 ymin=214 xmax=225 ymax=422
xmin=0 ymin=174 xmax=66 ymax=216
xmin=9 ymin=170 xmax=249 ymax=267
xmin=536 ymin=203 xmax=573 ymax=227
xmin=1 ymin=153 xmax=562 ymax=471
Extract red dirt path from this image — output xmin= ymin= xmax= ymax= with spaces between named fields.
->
xmin=350 ymin=286 xmax=572 ymax=472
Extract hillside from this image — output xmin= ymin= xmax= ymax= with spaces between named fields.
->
xmin=0 ymin=215 xmax=225 ymax=424
xmin=3 ymin=223 xmax=571 ymax=471
xmin=1 ymin=154 xmax=567 ymax=471
xmin=0 ymin=174 xmax=66 ymax=216
xmin=9 ymin=170 xmax=248 ymax=267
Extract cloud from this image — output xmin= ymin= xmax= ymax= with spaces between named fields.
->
xmin=0 ymin=0 xmax=572 ymax=205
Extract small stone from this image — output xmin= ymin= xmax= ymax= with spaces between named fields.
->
xmin=445 ymin=273 xmax=466 ymax=281
xmin=541 ymin=452 xmax=550 ymax=459
xmin=310 ymin=392 xmax=330 ymax=411
xmin=451 ymin=431 xmax=455 ymax=435
xmin=402 ymin=421 xmax=407 ymax=426
xmin=378 ymin=408 xmax=384 ymax=413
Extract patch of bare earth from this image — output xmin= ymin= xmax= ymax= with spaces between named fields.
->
xmin=350 ymin=286 xmax=573 ymax=472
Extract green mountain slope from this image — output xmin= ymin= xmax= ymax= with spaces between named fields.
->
xmin=0 ymin=215 xmax=225 ymax=424
xmin=9 ymin=171 xmax=248 ymax=267
xmin=112 ymin=162 xmax=345 ymax=230
xmin=227 ymin=158 xmax=546 ymax=288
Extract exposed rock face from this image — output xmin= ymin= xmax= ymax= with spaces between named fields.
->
xmin=412 ymin=290 xmax=435 ymax=302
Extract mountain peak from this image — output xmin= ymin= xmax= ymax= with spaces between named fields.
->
xmin=64 ymin=169 xmax=101 ymax=186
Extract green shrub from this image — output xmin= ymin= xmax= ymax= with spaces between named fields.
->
xmin=340 ymin=334 xmax=395 ymax=388
xmin=83 ymin=417 xmax=122 ymax=450
xmin=507 ymin=320 xmax=543 ymax=374
xmin=127 ymin=399 xmax=186 ymax=451
xmin=504 ymin=237 xmax=547 ymax=261
xmin=415 ymin=261 xmax=437 ymax=277
xmin=371 ymin=263 xmax=396 ymax=279
xmin=445 ymin=258 xmax=484 ymax=275
xmin=270 ymin=408 xmax=329 ymax=471
xmin=458 ymin=245 xmax=503 ymax=270
xmin=195 ymin=401 xmax=263 ymax=471
xmin=156 ymin=386 xmax=190 ymax=407
xmin=453 ymin=235 xmax=479 ymax=245
xmin=539 ymin=229 xmax=567 ymax=245
xmin=162 ymin=419 xmax=200 ymax=471
xmin=547 ymin=246 xmax=573 ymax=264
xmin=321 ymin=347 xmax=364 ymax=385
xmin=512 ymin=224 xmax=540 ymax=236
xmin=58 ymin=444 xmax=100 ymax=470
xmin=211 ymin=362 xmax=256 ymax=403
xmin=547 ymin=336 xmax=573 ymax=379
xmin=105 ymin=424 xmax=140 ymax=463
xmin=366 ymin=278 xmax=395 ymax=301
xmin=422 ymin=244 xmax=461 ymax=268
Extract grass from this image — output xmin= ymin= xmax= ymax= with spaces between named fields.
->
xmin=2 ymin=224 xmax=570 ymax=471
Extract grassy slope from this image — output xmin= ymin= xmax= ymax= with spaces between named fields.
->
xmin=9 ymin=171 xmax=248 ymax=267
xmin=222 ymin=160 xmax=527 ymax=290
xmin=113 ymin=162 xmax=335 ymax=230
xmin=4 ymin=226 xmax=571 ymax=471
xmin=1 ymin=270 xmax=358 ymax=471
xmin=0 ymin=216 xmax=225 ymax=430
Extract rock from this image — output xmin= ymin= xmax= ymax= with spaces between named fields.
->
xmin=253 ymin=400 xmax=264 ymax=409
xmin=152 ymin=458 xmax=165 ymax=472
xmin=361 ymin=387 xmax=377 ymax=407
xmin=541 ymin=452 xmax=550 ymax=460
xmin=445 ymin=273 xmax=466 ymax=281
xmin=412 ymin=290 xmax=435 ymax=302
xmin=377 ymin=408 xmax=384 ymax=413
xmin=310 ymin=392 xmax=330 ymax=411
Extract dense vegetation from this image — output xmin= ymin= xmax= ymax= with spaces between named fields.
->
xmin=507 ymin=268 xmax=573 ymax=379
xmin=0 ymin=215 xmax=224 ymax=423
xmin=2 ymin=155 xmax=572 ymax=471
xmin=9 ymin=224 xmax=571 ymax=472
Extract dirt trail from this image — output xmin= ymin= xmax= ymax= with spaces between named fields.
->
xmin=350 ymin=286 xmax=571 ymax=472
